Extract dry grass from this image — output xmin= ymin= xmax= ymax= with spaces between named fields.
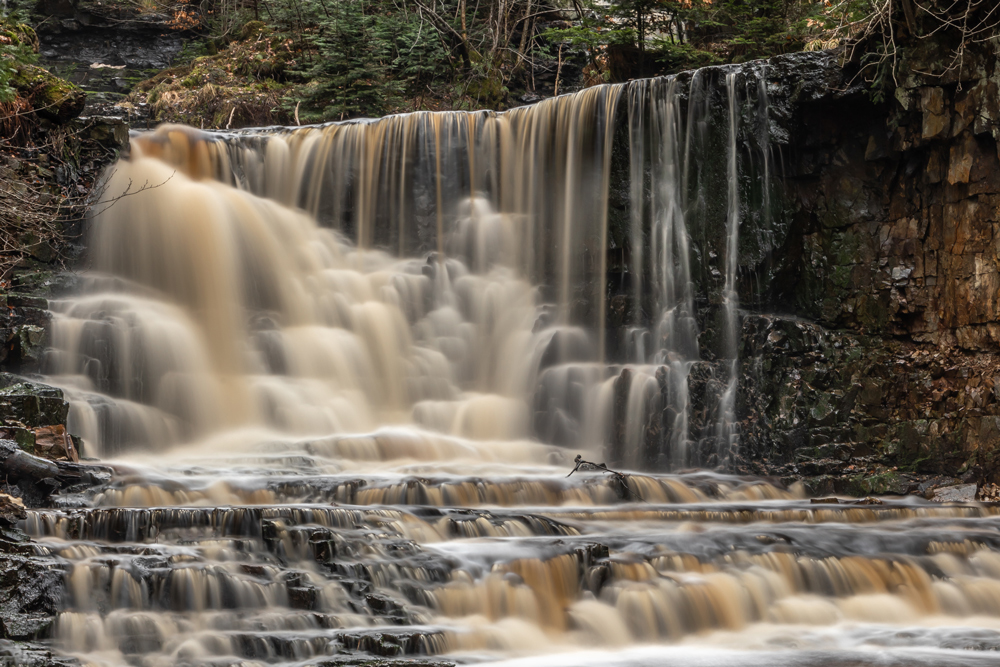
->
xmin=130 ymin=26 xmax=296 ymax=128
xmin=0 ymin=97 xmax=36 ymax=145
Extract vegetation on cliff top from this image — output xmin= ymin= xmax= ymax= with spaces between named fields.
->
xmin=0 ymin=16 xmax=38 ymax=105
xmin=132 ymin=21 xmax=296 ymax=127
xmin=122 ymin=0 xmax=897 ymax=127
xmin=0 ymin=11 xmax=123 ymax=278
xmin=123 ymin=0 xmax=1000 ymax=129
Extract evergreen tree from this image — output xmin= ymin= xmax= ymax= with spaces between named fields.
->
xmin=300 ymin=0 xmax=398 ymax=119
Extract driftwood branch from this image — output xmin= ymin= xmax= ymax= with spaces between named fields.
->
xmin=567 ymin=454 xmax=643 ymax=502
xmin=0 ymin=440 xmax=111 ymax=506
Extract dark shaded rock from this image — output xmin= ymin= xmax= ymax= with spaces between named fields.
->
xmin=729 ymin=39 xmax=1000 ymax=492
xmin=605 ymin=367 xmax=632 ymax=468
xmin=0 ymin=639 xmax=78 ymax=667
xmin=74 ymin=115 xmax=129 ymax=149
xmin=34 ymin=0 xmax=187 ymax=103
xmin=0 ymin=297 xmax=51 ymax=375
xmin=0 ymin=375 xmax=68 ymax=428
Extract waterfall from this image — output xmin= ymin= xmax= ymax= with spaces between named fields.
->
xmin=28 ymin=58 xmax=1000 ymax=667
xmin=43 ymin=68 xmax=773 ymax=469
xmin=608 ymin=67 xmax=773 ymax=469
xmin=713 ymin=71 xmax=743 ymax=466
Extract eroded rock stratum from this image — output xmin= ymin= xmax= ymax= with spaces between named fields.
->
xmin=737 ymin=43 xmax=1000 ymax=494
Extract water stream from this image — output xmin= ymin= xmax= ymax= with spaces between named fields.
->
xmin=23 ymin=65 xmax=1000 ymax=666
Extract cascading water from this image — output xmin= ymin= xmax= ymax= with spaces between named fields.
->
xmin=603 ymin=66 xmax=773 ymax=470
xmin=45 ymin=71 xmax=767 ymax=467
xmin=713 ymin=71 xmax=745 ymax=466
xmin=21 ymin=63 xmax=1000 ymax=667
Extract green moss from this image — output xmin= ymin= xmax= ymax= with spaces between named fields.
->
xmin=0 ymin=20 xmax=38 ymax=52
xmin=10 ymin=64 xmax=86 ymax=123
xmin=240 ymin=20 xmax=268 ymax=40
xmin=0 ymin=374 xmax=69 ymax=428
xmin=841 ymin=471 xmax=906 ymax=496
xmin=459 ymin=73 xmax=507 ymax=109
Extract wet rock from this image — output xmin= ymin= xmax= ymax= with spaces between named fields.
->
xmin=14 ymin=327 xmax=45 ymax=369
xmin=0 ymin=439 xmax=110 ymax=506
xmin=605 ymin=367 xmax=632 ymax=468
xmin=0 ymin=375 xmax=68 ymax=429
xmin=0 ymin=296 xmax=51 ymax=376
xmin=0 ymin=524 xmax=64 ymax=642
xmin=338 ymin=629 xmax=447 ymax=657
xmin=32 ymin=425 xmax=79 ymax=462
xmin=286 ymin=586 xmax=318 ymax=610
xmin=932 ymin=483 xmax=977 ymax=503
xmin=0 ymin=640 xmax=78 ymax=667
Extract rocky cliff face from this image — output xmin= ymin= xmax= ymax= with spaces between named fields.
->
xmin=31 ymin=0 xmax=187 ymax=115
xmin=737 ymin=42 xmax=1000 ymax=495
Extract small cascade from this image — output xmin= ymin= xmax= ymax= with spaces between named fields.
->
xmin=712 ymin=71 xmax=744 ymax=465
xmin=23 ymin=449 xmax=1000 ymax=667
xmin=604 ymin=66 xmax=774 ymax=469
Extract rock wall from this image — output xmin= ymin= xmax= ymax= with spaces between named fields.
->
xmin=31 ymin=0 xmax=187 ymax=113
xmin=738 ymin=42 xmax=1000 ymax=495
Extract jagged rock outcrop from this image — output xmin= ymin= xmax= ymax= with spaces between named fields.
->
xmin=736 ymin=40 xmax=1000 ymax=491
xmin=0 ymin=492 xmax=64 ymax=643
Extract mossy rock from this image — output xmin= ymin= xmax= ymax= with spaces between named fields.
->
xmin=0 ymin=19 xmax=39 ymax=52
xmin=240 ymin=20 xmax=268 ymax=40
xmin=11 ymin=64 xmax=86 ymax=124
xmin=463 ymin=74 xmax=506 ymax=108
xmin=0 ymin=374 xmax=69 ymax=428
xmin=837 ymin=471 xmax=909 ymax=496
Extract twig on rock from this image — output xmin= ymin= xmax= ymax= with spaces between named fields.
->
xmin=567 ymin=454 xmax=643 ymax=502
